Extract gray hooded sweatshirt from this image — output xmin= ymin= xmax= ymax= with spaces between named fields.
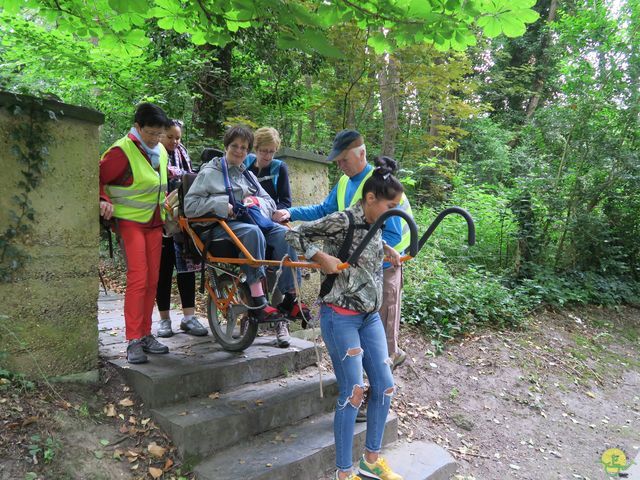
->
xmin=184 ymin=157 xmax=276 ymax=220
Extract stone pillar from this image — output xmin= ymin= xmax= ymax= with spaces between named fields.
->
xmin=0 ymin=93 xmax=104 ymax=377
xmin=275 ymin=147 xmax=331 ymax=206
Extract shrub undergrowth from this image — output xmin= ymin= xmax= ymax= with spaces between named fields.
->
xmin=404 ymin=202 xmax=640 ymax=352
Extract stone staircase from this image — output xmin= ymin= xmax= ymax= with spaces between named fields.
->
xmin=99 ymin=292 xmax=456 ymax=480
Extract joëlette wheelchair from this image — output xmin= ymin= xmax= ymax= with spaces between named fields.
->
xmin=172 ymin=173 xmax=476 ymax=352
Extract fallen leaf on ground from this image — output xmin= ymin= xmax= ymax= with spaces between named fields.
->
xmin=141 ymin=418 xmax=151 ymax=426
xmin=208 ymin=392 xmax=220 ymax=399
xmin=104 ymin=404 xmax=117 ymax=417
xmin=163 ymin=458 xmax=174 ymax=471
xmin=149 ymin=467 xmax=163 ymax=479
xmin=148 ymin=442 xmax=167 ymax=458
xmin=119 ymin=398 xmax=134 ymax=407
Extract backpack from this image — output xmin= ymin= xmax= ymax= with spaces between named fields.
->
xmin=243 ymin=154 xmax=282 ymax=191
xmin=175 ymin=173 xmax=204 ymax=263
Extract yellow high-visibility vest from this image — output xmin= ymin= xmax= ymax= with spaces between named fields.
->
xmin=335 ymin=168 xmax=413 ymax=252
xmin=103 ymin=136 xmax=168 ymax=223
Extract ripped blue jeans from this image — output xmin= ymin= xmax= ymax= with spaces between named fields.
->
xmin=320 ymin=304 xmax=395 ymax=472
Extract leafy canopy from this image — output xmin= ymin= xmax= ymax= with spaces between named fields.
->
xmin=1 ymin=0 xmax=539 ymax=56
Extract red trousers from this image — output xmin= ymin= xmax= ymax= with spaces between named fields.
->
xmin=118 ymin=221 xmax=163 ymax=340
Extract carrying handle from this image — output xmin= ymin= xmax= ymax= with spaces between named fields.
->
xmin=336 ymin=206 xmax=475 ymax=269
xmin=418 ymin=207 xmax=475 ymax=252
xmin=337 ymin=208 xmax=419 ymax=269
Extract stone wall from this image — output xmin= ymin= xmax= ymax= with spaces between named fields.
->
xmin=0 ymin=93 xmax=104 ymax=377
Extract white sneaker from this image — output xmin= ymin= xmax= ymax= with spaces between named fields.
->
xmin=157 ymin=319 xmax=173 ymax=338
xmin=275 ymin=321 xmax=290 ymax=348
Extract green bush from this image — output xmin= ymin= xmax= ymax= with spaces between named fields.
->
xmin=517 ymin=268 xmax=640 ymax=307
xmin=403 ymin=258 xmax=529 ymax=352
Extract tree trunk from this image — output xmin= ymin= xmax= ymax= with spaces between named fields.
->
xmin=193 ymin=43 xmax=233 ymax=141
xmin=525 ymin=0 xmax=559 ymax=120
xmin=306 ymin=75 xmax=317 ymax=145
xmin=378 ymin=54 xmax=400 ymax=157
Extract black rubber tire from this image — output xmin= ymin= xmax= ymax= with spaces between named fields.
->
xmin=206 ymin=275 xmax=258 ymax=351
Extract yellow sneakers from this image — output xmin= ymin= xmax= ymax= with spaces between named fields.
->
xmin=357 ymin=455 xmax=403 ymax=480
xmin=335 ymin=471 xmax=362 ymax=480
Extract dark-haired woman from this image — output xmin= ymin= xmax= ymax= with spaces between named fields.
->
xmin=184 ymin=125 xmax=307 ymax=348
xmin=285 ymin=158 xmax=405 ymax=480
xmin=155 ymin=120 xmax=208 ymax=339
xmin=99 ymin=103 xmax=172 ymax=364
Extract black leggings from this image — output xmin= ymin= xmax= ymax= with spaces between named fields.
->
xmin=156 ymin=236 xmax=196 ymax=311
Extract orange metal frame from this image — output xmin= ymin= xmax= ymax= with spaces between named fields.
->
xmin=178 ymin=215 xmax=321 ymax=318
xmin=178 ymin=216 xmax=321 ymax=269
xmin=176 ymin=214 xmax=412 ymax=318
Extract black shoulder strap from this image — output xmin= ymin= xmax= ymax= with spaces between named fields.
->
xmin=319 ymin=210 xmax=356 ymax=298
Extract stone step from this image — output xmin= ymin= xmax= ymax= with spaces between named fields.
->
xmin=107 ymin=336 xmax=319 ymax=408
xmin=379 ymin=440 xmax=458 ymax=480
xmin=151 ymin=368 xmax=338 ymax=460
xmin=194 ymin=411 xmax=398 ymax=480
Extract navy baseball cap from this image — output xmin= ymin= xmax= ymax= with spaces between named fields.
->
xmin=326 ymin=129 xmax=362 ymax=162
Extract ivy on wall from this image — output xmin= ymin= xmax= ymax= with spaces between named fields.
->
xmin=0 ymin=102 xmax=54 ymax=282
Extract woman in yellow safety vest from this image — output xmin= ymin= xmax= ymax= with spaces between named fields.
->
xmin=99 ymin=103 xmax=171 ymax=364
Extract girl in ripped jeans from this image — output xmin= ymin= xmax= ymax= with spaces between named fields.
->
xmin=285 ymin=157 xmax=404 ymax=480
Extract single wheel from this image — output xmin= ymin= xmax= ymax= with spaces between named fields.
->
xmin=207 ymin=274 xmax=258 ymax=351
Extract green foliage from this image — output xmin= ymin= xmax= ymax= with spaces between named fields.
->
xmin=27 ymin=434 xmax=61 ymax=464
xmin=0 ymin=0 xmax=539 ymax=56
xmin=403 ymin=257 xmax=529 ymax=352
xmin=0 ymin=367 xmax=35 ymax=392
xmin=518 ymin=270 xmax=640 ymax=308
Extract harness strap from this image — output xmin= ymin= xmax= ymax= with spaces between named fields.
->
xmin=319 ymin=210 xmax=362 ymax=298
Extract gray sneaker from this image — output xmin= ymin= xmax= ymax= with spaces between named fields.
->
xmin=157 ymin=319 xmax=173 ymax=338
xmin=140 ymin=334 xmax=169 ymax=354
xmin=275 ymin=321 xmax=290 ymax=348
xmin=127 ymin=339 xmax=148 ymax=364
xmin=180 ymin=316 xmax=208 ymax=336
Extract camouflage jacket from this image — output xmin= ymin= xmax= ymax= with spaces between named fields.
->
xmin=285 ymin=202 xmax=384 ymax=313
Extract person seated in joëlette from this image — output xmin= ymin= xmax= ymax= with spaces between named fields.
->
xmin=183 ymin=124 xmax=308 ymax=348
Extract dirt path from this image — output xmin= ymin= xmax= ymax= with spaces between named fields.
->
xmin=392 ymin=306 xmax=640 ymax=480
xmin=1 ymin=305 xmax=638 ymax=479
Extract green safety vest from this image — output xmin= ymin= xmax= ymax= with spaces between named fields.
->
xmin=103 ymin=136 xmax=168 ymax=223
xmin=335 ymin=168 xmax=413 ymax=253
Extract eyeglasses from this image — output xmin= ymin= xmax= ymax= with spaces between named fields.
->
xmin=257 ymin=149 xmax=277 ymax=156
xmin=228 ymin=143 xmax=249 ymax=152
xmin=141 ymin=128 xmax=164 ymax=138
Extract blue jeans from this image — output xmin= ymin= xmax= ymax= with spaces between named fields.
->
xmin=209 ymin=221 xmax=298 ymax=294
xmin=320 ymin=304 xmax=395 ymax=472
